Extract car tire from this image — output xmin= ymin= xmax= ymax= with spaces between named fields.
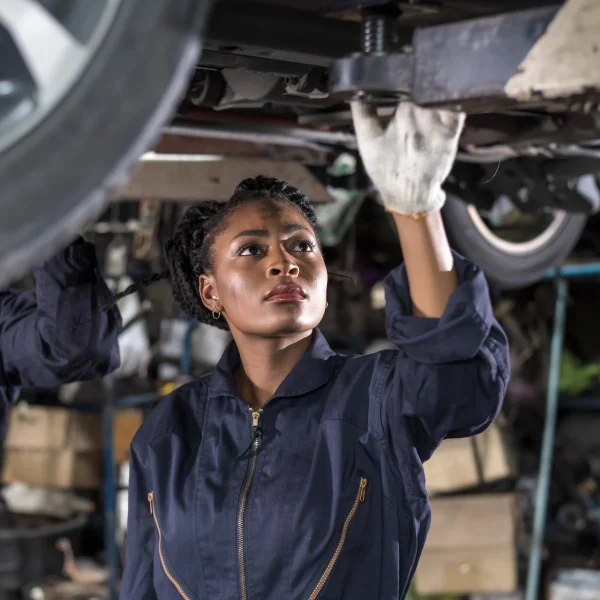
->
xmin=442 ymin=192 xmax=587 ymax=289
xmin=0 ymin=0 xmax=214 ymax=285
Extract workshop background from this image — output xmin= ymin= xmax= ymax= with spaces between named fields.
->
xmin=5 ymin=141 xmax=600 ymax=600
xmin=2 ymin=1 xmax=600 ymax=600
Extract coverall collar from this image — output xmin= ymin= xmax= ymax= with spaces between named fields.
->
xmin=208 ymin=328 xmax=337 ymax=401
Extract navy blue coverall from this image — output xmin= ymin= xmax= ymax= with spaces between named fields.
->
xmin=121 ymin=253 xmax=509 ymax=600
xmin=0 ymin=238 xmax=122 ymax=426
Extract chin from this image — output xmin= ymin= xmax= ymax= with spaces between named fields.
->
xmin=234 ymin=302 xmax=325 ymax=338
xmin=265 ymin=317 xmax=317 ymax=337
xmin=259 ymin=308 xmax=322 ymax=337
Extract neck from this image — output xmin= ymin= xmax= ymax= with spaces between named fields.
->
xmin=233 ymin=330 xmax=313 ymax=410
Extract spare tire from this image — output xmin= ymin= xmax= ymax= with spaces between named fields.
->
xmin=0 ymin=0 xmax=214 ymax=286
xmin=443 ymin=192 xmax=587 ymax=289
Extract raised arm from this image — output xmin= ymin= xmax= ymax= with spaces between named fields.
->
xmin=351 ymin=100 xmax=464 ymax=317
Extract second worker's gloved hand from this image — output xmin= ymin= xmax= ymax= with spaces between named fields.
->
xmin=350 ymin=100 xmax=465 ymax=217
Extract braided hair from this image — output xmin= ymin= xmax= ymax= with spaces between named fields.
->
xmin=109 ymin=176 xmax=321 ymax=331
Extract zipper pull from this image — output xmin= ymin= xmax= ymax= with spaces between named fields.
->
xmin=148 ymin=492 xmax=154 ymax=514
xmin=359 ymin=478 xmax=368 ymax=502
xmin=250 ymin=407 xmax=263 ymax=430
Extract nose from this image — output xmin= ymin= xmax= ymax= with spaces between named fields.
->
xmin=268 ymin=249 xmax=299 ymax=278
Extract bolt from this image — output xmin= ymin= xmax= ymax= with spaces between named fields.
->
xmin=362 ymin=6 xmax=400 ymax=54
xmin=363 ymin=14 xmax=387 ymax=53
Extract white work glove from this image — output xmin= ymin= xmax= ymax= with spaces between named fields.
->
xmin=351 ymin=101 xmax=465 ymax=217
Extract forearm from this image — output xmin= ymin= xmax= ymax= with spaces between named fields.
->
xmin=392 ymin=210 xmax=458 ymax=318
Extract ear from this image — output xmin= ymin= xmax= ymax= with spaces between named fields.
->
xmin=199 ymin=274 xmax=221 ymax=312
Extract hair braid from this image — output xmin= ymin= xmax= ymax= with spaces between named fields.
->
xmin=112 ymin=270 xmax=170 ymax=304
xmin=164 ymin=201 xmax=230 ymax=330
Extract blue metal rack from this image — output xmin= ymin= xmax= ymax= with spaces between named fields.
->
xmin=526 ymin=262 xmax=600 ymax=600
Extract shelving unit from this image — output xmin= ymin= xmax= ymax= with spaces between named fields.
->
xmin=525 ymin=262 xmax=600 ymax=600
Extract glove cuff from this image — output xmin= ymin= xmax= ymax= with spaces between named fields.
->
xmin=381 ymin=186 xmax=446 ymax=217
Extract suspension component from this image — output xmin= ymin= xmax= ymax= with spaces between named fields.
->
xmin=329 ymin=4 xmax=413 ymax=102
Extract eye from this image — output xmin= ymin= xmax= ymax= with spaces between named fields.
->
xmin=238 ymin=243 xmax=264 ymax=257
xmin=291 ymin=239 xmax=315 ymax=252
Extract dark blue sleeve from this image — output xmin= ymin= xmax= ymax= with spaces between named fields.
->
xmin=379 ymin=251 xmax=509 ymax=463
xmin=120 ymin=444 xmax=157 ymax=600
xmin=0 ymin=240 xmax=122 ymax=400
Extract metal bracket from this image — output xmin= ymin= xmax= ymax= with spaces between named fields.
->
xmin=329 ymin=53 xmax=413 ymax=101
xmin=328 ymin=4 xmax=600 ymax=112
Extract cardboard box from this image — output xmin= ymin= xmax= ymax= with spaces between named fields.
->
xmin=424 ymin=421 xmax=515 ymax=495
xmin=415 ymin=494 xmax=518 ymax=596
xmin=113 ymin=410 xmax=143 ymax=463
xmin=2 ymin=406 xmax=144 ymax=488
xmin=2 ymin=406 xmax=102 ymax=489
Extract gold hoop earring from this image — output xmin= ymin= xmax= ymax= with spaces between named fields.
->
xmin=212 ymin=310 xmax=221 ymax=320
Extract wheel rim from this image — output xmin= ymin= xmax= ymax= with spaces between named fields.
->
xmin=0 ymin=0 xmax=122 ymax=155
xmin=466 ymin=197 xmax=568 ymax=256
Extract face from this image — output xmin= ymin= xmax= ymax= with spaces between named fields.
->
xmin=199 ymin=199 xmax=328 ymax=338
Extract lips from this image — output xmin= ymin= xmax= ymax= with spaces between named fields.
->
xmin=265 ymin=283 xmax=307 ymax=302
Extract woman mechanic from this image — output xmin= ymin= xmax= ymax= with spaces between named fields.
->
xmin=0 ymin=237 xmax=122 ymax=432
xmin=119 ymin=101 xmax=509 ymax=600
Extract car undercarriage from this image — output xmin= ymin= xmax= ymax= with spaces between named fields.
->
xmin=0 ymin=0 xmax=599 ymax=286
xmin=166 ymin=0 xmax=600 ymax=286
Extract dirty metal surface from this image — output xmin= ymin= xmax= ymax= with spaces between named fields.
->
xmin=505 ymin=0 xmax=600 ymax=102
xmin=411 ymin=6 xmax=559 ymax=107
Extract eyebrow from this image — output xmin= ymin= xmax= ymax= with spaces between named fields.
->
xmin=232 ymin=223 xmax=309 ymax=241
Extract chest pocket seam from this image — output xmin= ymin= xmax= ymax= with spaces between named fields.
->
xmin=318 ymin=418 xmax=401 ymax=511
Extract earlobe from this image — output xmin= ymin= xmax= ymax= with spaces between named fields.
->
xmin=199 ymin=274 xmax=219 ymax=312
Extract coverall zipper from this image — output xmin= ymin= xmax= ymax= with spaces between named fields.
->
xmin=148 ymin=491 xmax=191 ymax=600
xmin=307 ymin=477 xmax=368 ymax=600
xmin=238 ymin=407 xmax=263 ymax=600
